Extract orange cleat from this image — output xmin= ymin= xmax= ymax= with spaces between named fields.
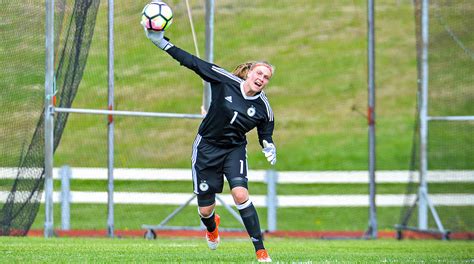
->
xmin=256 ymin=249 xmax=272 ymax=262
xmin=206 ymin=214 xmax=220 ymax=250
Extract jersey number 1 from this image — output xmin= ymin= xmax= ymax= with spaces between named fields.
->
xmin=230 ymin=111 xmax=238 ymax=124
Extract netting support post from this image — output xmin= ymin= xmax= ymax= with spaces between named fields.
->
xmin=367 ymin=0 xmax=377 ymax=239
xmin=44 ymin=0 xmax=55 ymax=238
xmin=107 ymin=0 xmax=115 ymax=238
xmin=418 ymin=0 xmax=429 ymax=230
xmin=202 ymin=0 xmax=214 ymax=112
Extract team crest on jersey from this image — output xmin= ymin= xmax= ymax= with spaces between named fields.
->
xmin=247 ymin=106 xmax=256 ymax=117
xmin=199 ymin=181 xmax=209 ymax=192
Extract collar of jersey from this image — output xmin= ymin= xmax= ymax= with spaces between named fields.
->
xmin=240 ymin=82 xmax=261 ymax=100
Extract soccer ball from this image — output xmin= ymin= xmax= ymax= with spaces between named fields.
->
xmin=141 ymin=1 xmax=173 ymax=31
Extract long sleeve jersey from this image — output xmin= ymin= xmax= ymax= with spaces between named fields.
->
xmin=166 ymin=45 xmax=274 ymax=148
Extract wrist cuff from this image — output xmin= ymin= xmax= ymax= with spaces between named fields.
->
xmin=157 ymin=37 xmax=173 ymax=51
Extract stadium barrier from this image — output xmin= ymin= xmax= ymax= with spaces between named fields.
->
xmin=1 ymin=167 xmax=473 ymax=232
xmin=0 ymin=166 xmax=474 ymax=231
xmin=2 ymin=168 xmax=473 ymax=207
xmin=3 ymin=167 xmax=474 ymax=182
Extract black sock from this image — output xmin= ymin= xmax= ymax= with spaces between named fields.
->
xmin=238 ymin=202 xmax=265 ymax=251
xmin=200 ymin=212 xmax=216 ymax=232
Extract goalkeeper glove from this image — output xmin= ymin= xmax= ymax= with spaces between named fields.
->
xmin=262 ymin=140 xmax=277 ymax=165
xmin=144 ymin=29 xmax=173 ymax=51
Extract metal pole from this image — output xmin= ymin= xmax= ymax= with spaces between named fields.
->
xmin=44 ymin=0 xmax=55 ymax=238
xmin=266 ymin=170 xmax=277 ymax=232
xmin=61 ymin=166 xmax=71 ymax=230
xmin=418 ymin=0 xmax=429 ymax=230
xmin=203 ymin=0 xmax=214 ymax=111
xmin=428 ymin=116 xmax=474 ymax=121
xmin=367 ymin=0 xmax=377 ymax=239
xmin=107 ymin=0 xmax=115 ymax=238
xmin=54 ymin=107 xmax=204 ymax=119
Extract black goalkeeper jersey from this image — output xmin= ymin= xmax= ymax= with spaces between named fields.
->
xmin=166 ymin=46 xmax=274 ymax=148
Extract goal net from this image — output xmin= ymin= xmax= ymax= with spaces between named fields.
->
xmin=399 ymin=0 xmax=474 ymax=236
xmin=0 ymin=0 xmax=100 ymax=236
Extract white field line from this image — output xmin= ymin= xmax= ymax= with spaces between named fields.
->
xmin=0 ymin=191 xmax=473 ymax=207
xmin=1 ymin=168 xmax=473 ymax=183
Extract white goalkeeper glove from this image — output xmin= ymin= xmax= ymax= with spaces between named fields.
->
xmin=262 ymin=140 xmax=277 ymax=165
xmin=144 ymin=29 xmax=173 ymax=51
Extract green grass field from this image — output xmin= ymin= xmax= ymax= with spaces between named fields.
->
xmin=0 ymin=237 xmax=472 ymax=263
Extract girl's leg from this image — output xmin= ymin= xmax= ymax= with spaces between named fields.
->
xmin=231 ymin=187 xmax=265 ymax=251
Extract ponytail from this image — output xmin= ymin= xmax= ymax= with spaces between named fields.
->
xmin=232 ymin=62 xmax=253 ymax=80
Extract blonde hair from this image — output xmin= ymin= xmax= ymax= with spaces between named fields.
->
xmin=232 ymin=61 xmax=275 ymax=80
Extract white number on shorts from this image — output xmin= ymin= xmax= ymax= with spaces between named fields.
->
xmin=230 ymin=111 xmax=238 ymax=124
xmin=239 ymin=160 xmax=244 ymax=174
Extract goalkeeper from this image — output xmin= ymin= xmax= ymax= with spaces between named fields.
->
xmin=144 ymin=29 xmax=276 ymax=263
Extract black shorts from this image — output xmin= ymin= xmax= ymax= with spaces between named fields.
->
xmin=191 ymin=134 xmax=249 ymax=196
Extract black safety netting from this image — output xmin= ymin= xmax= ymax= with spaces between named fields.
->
xmin=0 ymin=0 xmax=100 ymax=236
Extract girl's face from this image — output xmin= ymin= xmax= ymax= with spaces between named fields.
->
xmin=245 ymin=65 xmax=272 ymax=95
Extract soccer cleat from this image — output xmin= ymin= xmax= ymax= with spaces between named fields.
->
xmin=256 ymin=249 xmax=272 ymax=262
xmin=206 ymin=214 xmax=220 ymax=250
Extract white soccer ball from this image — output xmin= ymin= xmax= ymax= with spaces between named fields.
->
xmin=141 ymin=1 xmax=173 ymax=31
